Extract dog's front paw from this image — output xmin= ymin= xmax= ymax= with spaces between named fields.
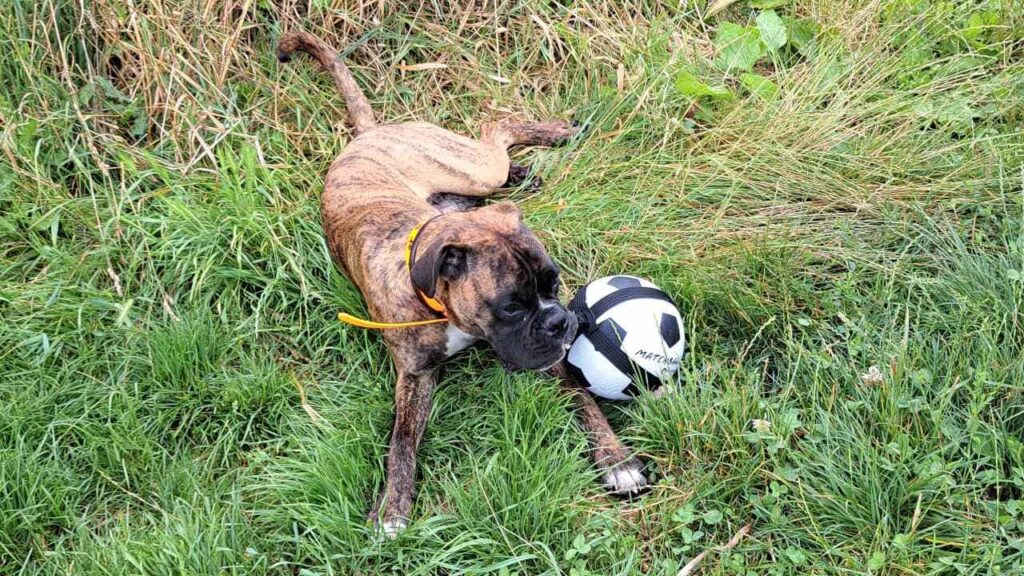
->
xmin=569 ymin=118 xmax=591 ymax=138
xmin=368 ymin=498 xmax=409 ymax=539
xmin=379 ymin=518 xmax=407 ymax=539
xmin=601 ymin=458 xmax=649 ymax=498
xmin=653 ymin=383 xmax=677 ymax=398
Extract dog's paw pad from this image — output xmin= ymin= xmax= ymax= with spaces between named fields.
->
xmin=602 ymin=459 xmax=649 ymax=497
xmin=569 ymin=118 xmax=590 ymax=135
xmin=524 ymin=174 xmax=543 ymax=193
xmin=505 ymin=163 xmax=540 ymax=189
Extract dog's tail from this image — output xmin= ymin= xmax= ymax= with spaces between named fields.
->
xmin=277 ymin=31 xmax=376 ymax=135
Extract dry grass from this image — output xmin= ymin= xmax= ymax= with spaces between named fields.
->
xmin=2 ymin=0 xmax=1023 ymax=574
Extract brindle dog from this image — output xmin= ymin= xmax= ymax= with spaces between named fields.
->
xmin=277 ymin=30 xmax=648 ymax=536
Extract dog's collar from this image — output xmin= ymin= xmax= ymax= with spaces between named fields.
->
xmin=405 ymin=214 xmax=447 ymax=316
xmin=337 ymin=215 xmax=449 ymax=330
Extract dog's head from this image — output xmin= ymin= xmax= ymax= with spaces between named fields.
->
xmin=410 ymin=202 xmax=578 ymax=370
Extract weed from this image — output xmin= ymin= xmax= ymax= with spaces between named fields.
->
xmin=1 ymin=1 xmax=1022 ymax=573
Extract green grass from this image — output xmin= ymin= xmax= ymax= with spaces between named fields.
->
xmin=2 ymin=0 xmax=1023 ymax=574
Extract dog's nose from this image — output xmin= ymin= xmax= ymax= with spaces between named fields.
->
xmin=542 ymin=307 xmax=569 ymax=338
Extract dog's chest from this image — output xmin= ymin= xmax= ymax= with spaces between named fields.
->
xmin=445 ymin=325 xmax=478 ymax=357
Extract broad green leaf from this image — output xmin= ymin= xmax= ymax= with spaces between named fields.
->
xmin=96 ymin=77 xmax=131 ymax=102
xmin=785 ymin=17 xmax=817 ymax=55
xmin=714 ymin=23 xmax=765 ymax=72
xmin=756 ymin=10 xmax=788 ymax=50
xmin=783 ymin=547 xmax=808 ymax=566
xmin=820 ymin=59 xmax=853 ymax=87
xmin=674 ymin=70 xmax=733 ymax=99
xmin=868 ymin=551 xmax=886 ymax=570
xmin=740 ymin=73 xmax=779 ymax=99
xmin=933 ymin=96 xmax=977 ymax=128
xmin=963 ymin=12 xmax=984 ymax=41
xmin=963 ymin=10 xmax=1000 ymax=42
xmin=18 ymin=118 xmax=38 ymax=152
xmin=911 ymin=100 xmax=934 ymax=119
xmin=702 ymin=509 xmax=724 ymax=524
xmin=705 ymin=85 xmax=733 ymax=99
xmin=673 ymin=504 xmax=696 ymax=524
xmin=680 ymin=526 xmax=704 ymax=543
xmin=706 ymin=0 xmax=741 ymax=18
xmin=674 ymin=70 xmax=711 ymax=98
xmin=130 ymin=111 xmax=148 ymax=138
xmin=78 ymin=82 xmax=96 ymax=106
xmin=750 ymin=0 xmax=791 ymax=7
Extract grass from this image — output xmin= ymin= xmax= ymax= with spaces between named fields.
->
xmin=1 ymin=0 xmax=1023 ymax=573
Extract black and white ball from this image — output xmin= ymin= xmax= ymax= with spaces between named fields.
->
xmin=566 ymin=276 xmax=685 ymax=400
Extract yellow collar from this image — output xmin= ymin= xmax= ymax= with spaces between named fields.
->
xmin=404 ymin=217 xmax=447 ymax=315
xmin=338 ymin=216 xmax=449 ymax=330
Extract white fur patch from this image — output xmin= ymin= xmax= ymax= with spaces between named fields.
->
xmin=445 ymin=325 xmax=478 ymax=357
xmin=381 ymin=518 xmax=407 ymax=538
xmin=602 ymin=460 xmax=648 ymax=496
xmin=653 ymin=384 xmax=677 ymax=398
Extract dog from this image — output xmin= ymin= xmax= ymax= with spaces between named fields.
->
xmin=277 ymin=30 xmax=648 ymax=536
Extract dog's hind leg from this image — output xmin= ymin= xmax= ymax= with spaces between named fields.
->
xmin=358 ymin=121 xmax=579 ymax=206
xmin=480 ymin=120 xmax=581 ymax=149
xmin=482 ymin=121 xmax=581 ymax=192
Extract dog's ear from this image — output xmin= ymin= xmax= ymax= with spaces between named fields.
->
xmin=410 ymin=238 xmax=467 ymax=298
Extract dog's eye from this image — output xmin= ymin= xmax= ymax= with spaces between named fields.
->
xmin=502 ymin=301 xmax=524 ymax=315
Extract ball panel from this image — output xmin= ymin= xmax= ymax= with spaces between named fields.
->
xmin=660 ymin=312 xmax=681 ymax=347
xmin=607 ymin=276 xmax=642 ymax=289
xmin=567 ymin=333 xmax=633 ymax=401
xmin=588 ymin=286 xmax=674 ymax=322
xmin=583 ymin=275 xmax=658 ymax=308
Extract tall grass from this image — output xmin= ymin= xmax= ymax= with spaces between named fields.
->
xmin=1 ymin=0 xmax=1022 ymax=574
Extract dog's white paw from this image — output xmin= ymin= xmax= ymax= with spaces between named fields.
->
xmin=601 ymin=459 xmax=648 ymax=497
xmin=380 ymin=518 xmax=407 ymax=538
xmin=653 ymin=384 xmax=677 ymax=398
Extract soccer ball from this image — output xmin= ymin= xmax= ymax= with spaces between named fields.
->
xmin=566 ymin=275 xmax=686 ymax=400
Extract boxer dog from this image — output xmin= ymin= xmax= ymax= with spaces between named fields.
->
xmin=277 ymin=31 xmax=647 ymax=536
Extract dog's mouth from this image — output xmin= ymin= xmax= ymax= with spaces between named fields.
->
xmin=540 ymin=349 xmax=569 ymax=372
xmin=490 ymin=306 xmax=577 ymax=373
xmin=499 ymin=347 xmax=568 ymax=374
xmin=499 ymin=358 xmax=519 ymax=374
